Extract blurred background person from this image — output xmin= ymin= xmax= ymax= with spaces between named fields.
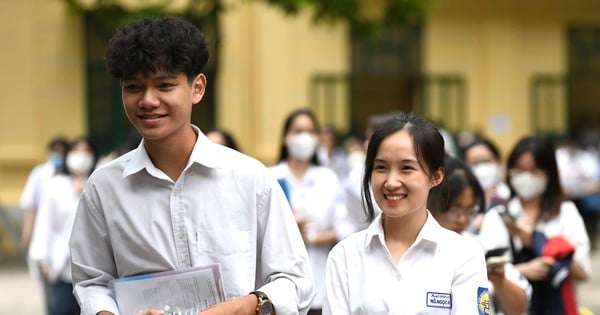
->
xmin=556 ymin=129 xmax=600 ymax=251
xmin=428 ymin=155 xmax=531 ymax=315
xmin=206 ymin=128 xmax=239 ymax=151
xmin=29 ymin=136 xmax=97 ymax=315
xmin=316 ymin=124 xmax=348 ymax=181
xmin=463 ymin=136 xmax=511 ymax=210
xmin=479 ymin=135 xmax=591 ymax=315
xmin=269 ymin=109 xmax=347 ymax=315
xmin=19 ymin=135 xmax=69 ymax=315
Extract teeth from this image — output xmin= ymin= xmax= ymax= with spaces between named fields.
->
xmin=386 ymin=195 xmax=402 ymax=200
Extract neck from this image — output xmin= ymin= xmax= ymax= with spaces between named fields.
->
xmin=383 ymin=209 xmax=428 ymax=243
xmin=382 ymin=210 xmax=428 ymax=263
xmin=287 ymin=157 xmax=310 ymax=180
xmin=144 ymin=127 xmax=197 ymax=181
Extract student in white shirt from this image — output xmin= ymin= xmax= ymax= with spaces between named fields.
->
xmin=269 ymin=109 xmax=348 ymax=315
xmin=30 ymin=137 xmax=97 ymax=315
xmin=69 ymin=16 xmax=313 ymax=315
xmin=19 ymin=135 xmax=68 ymax=315
xmin=428 ymin=155 xmax=531 ymax=315
xmin=323 ymin=113 xmax=490 ymax=315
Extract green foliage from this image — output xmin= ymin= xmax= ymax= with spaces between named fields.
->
xmin=66 ymin=0 xmax=435 ymax=39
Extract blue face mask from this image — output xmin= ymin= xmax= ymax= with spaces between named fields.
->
xmin=49 ymin=153 xmax=64 ymax=169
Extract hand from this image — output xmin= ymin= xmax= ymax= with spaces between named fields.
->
xmin=199 ymin=295 xmax=258 ymax=315
xmin=487 ymin=264 xmax=506 ymax=286
xmin=520 ymin=256 xmax=555 ymax=281
xmin=506 ymin=223 xmax=533 ymax=248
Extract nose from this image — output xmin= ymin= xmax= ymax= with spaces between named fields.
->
xmin=139 ymin=88 xmax=160 ymax=108
xmin=384 ymin=170 xmax=402 ymax=190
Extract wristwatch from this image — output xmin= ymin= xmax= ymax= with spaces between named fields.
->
xmin=250 ymin=290 xmax=274 ymax=315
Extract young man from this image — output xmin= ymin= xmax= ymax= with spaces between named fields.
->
xmin=69 ymin=17 xmax=314 ymax=315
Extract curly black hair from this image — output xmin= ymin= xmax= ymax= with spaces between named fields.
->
xmin=105 ymin=16 xmax=209 ymax=82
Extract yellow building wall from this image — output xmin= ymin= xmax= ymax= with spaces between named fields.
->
xmin=424 ymin=0 xmax=600 ymax=157
xmin=0 ymin=1 xmax=86 ymax=206
xmin=217 ymin=1 xmax=350 ymax=164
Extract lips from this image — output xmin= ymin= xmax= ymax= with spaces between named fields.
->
xmin=384 ymin=193 xmax=406 ymax=200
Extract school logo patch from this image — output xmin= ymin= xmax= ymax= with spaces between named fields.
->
xmin=477 ymin=287 xmax=490 ymax=315
xmin=426 ymin=292 xmax=452 ymax=309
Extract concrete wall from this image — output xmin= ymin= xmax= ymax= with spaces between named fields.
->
xmin=424 ymin=0 xmax=600 ymax=156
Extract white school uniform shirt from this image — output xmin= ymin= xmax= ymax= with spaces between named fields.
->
xmin=29 ymin=174 xmax=80 ymax=283
xmin=324 ymin=212 xmax=489 ymax=315
xmin=269 ymin=162 xmax=347 ymax=309
xmin=70 ymin=126 xmax=314 ymax=315
xmin=20 ymin=160 xmax=56 ymax=211
xmin=478 ymin=198 xmax=592 ymax=277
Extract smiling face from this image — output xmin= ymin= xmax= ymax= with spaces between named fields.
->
xmin=371 ymin=129 xmax=443 ymax=220
xmin=121 ymin=71 xmax=206 ymax=144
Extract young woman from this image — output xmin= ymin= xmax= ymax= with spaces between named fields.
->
xmin=463 ymin=137 xmax=511 ymax=209
xmin=429 ymin=155 xmax=531 ymax=315
xmin=323 ymin=113 xmax=489 ymax=315
xmin=478 ymin=135 xmax=591 ymax=314
xmin=269 ymin=109 xmax=348 ymax=314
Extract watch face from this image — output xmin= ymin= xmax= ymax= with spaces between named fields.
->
xmin=259 ymin=300 xmax=274 ymax=315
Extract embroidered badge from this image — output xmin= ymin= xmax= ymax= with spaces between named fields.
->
xmin=426 ymin=292 xmax=452 ymax=309
xmin=477 ymin=287 xmax=491 ymax=315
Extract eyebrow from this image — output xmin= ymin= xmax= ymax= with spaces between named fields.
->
xmin=374 ymin=157 xmax=419 ymax=164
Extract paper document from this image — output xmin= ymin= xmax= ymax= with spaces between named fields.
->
xmin=111 ymin=264 xmax=225 ymax=315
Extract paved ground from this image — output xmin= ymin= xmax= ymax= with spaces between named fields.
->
xmin=1 ymin=249 xmax=600 ymax=314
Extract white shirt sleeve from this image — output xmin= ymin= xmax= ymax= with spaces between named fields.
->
xmin=323 ymin=243 xmax=350 ymax=315
xmin=450 ymin=244 xmax=490 ymax=315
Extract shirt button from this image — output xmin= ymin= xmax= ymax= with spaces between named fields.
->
xmin=177 ymin=233 xmax=184 ymax=239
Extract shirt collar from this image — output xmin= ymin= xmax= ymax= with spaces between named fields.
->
xmin=122 ymin=125 xmax=226 ymax=179
xmin=364 ymin=210 xmax=442 ymax=250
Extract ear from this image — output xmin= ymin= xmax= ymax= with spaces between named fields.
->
xmin=191 ymin=73 xmax=207 ymax=105
xmin=430 ymin=167 xmax=445 ymax=188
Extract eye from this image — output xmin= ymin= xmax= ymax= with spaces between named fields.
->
xmin=374 ymin=163 xmax=387 ymax=171
xmin=158 ymin=82 xmax=176 ymax=90
xmin=123 ymin=83 xmax=141 ymax=91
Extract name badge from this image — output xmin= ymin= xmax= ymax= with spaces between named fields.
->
xmin=426 ymin=292 xmax=452 ymax=309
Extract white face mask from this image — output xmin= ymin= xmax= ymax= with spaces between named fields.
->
xmin=286 ymin=132 xmax=319 ymax=161
xmin=346 ymin=151 xmax=366 ymax=170
xmin=472 ymin=162 xmax=502 ymax=190
xmin=510 ymin=171 xmax=547 ymax=200
xmin=66 ymin=151 xmax=94 ymax=176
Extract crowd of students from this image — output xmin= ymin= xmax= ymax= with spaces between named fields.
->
xmin=18 ymin=16 xmax=599 ymax=315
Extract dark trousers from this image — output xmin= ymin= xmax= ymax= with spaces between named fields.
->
xmin=51 ymin=281 xmax=80 ymax=315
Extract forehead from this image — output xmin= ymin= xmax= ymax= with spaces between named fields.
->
xmin=288 ymin=115 xmax=317 ymax=131
xmin=123 ymin=70 xmax=181 ymax=81
xmin=377 ymin=129 xmax=416 ymax=159
xmin=514 ymin=152 xmax=537 ymax=169
xmin=465 ymin=144 xmax=495 ymax=162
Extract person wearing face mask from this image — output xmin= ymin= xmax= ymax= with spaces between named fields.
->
xmin=269 ymin=109 xmax=348 ymax=315
xmin=29 ymin=137 xmax=97 ymax=315
xmin=478 ymin=135 xmax=591 ymax=315
xmin=463 ymin=137 xmax=511 ymax=210
xmin=19 ymin=135 xmax=69 ymax=315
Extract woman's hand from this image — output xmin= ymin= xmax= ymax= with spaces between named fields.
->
xmin=518 ymin=256 xmax=555 ymax=281
xmin=506 ymin=222 xmax=533 ymax=248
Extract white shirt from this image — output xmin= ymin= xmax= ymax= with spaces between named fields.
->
xmin=478 ymin=198 xmax=592 ymax=277
xmin=269 ymin=162 xmax=347 ymax=309
xmin=29 ymin=175 xmax=80 ymax=283
xmin=70 ymin=127 xmax=314 ymax=315
xmin=20 ymin=160 xmax=56 ymax=211
xmin=323 ymin=212 xmax=489 ymax=315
